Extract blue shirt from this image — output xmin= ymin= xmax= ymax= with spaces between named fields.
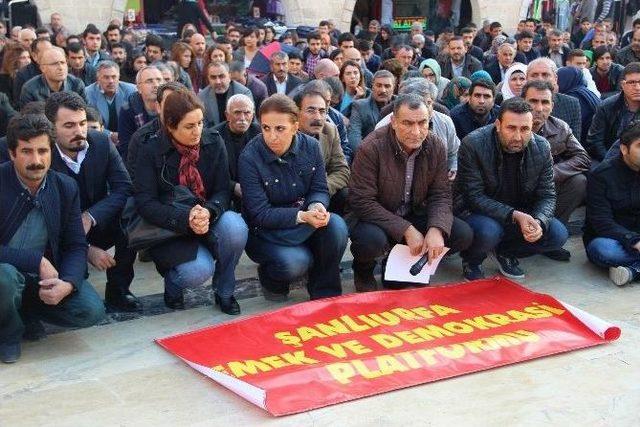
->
xmin=238 ymin=132 xmax=329 ymax=230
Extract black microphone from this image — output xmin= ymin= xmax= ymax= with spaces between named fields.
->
xmin=410 ymin=254 xmax=429 ymax=276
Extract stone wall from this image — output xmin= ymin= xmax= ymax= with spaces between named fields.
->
xmin=33 ymin=0 xmax=127 ymax=34
xmin=280 ymin=0 xmax=522 ymax=34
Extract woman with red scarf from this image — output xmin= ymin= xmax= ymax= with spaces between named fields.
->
xmin=134 ymin=90 xmax=248 ymax=314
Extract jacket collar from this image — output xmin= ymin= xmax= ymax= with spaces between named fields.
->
xmin=258 ymin=132 xmax=301 ymax=164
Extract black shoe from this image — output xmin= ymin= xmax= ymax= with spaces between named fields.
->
xmin=0 ymin=342 xmax=21 ymax=364
xmin=462 ymin=262 xmax=485 ymax=281
xmin=23 ymin=319 xmax=46 ymax=341
xmin=258 ymin=266 xmax=289 ymax=301
xmin=493 ymin=253 xmax=525 ymax=279
xmin=353 ymin=262 xmax=378 ymax=292
xmin=214 ymin=294 xmax=241 ymax=315
xmin=163 ymin=290 xmax=184 ymax=310
xmin=543 ymin=248 xmax=571 ymax=262
xmin=105 ymin=290 xmax=143 ymax=313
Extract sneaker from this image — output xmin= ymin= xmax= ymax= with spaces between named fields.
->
xmin=463 ymin=262 xmax=485 ymax=281
xmin=0 ymin=342 xmax=21 ymax=364
xmin=543 ymin=248 xmax=571 ymax=262
xmin=609 ymin=266 xmax=635 ymax=287
xmin=492 ymin=253 xmax=525 ymax=279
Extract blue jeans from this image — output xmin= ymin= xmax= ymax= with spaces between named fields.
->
xmin=164 ymin=212 xmax=248 ymax=299
xmin=246 ymin=215 xmax=348 ymax=299
xmin=461 ymin=214 xmax=569 ymax=265
xmin=0 ymin=263 xmax=105 ymax=344
xmin=586 ymin=238 xmax=640 ymax=269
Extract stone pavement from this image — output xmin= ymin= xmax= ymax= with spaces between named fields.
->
xmin=1 ymin=235 xmax=639 ymax=426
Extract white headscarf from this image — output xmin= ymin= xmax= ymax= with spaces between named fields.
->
xmin=500 ymin=62 xmax=528 ymax=100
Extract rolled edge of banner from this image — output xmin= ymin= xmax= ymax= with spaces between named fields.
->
xmin=184 ymin=360 xmax=269 ymax=412
xmin=560 ymin=301 xmax=622 ymax=341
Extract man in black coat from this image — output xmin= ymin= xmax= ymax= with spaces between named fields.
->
xmin=212 ymin=93 xmax=260 ymax=211
xmin=456 ymin=98 xmax=568 ymax=281
xmin=439 ymin=37 xmax=483 ymax=80
xmin=0 ymin=114 xmax=105 ymax=363
xmin=261 ymin=52 xmax=303 ymax=96
xmin=584 ymin=122 xmax=640 ymax=286
xmin=45 ymin=92 xmax=139 ymax=313
xmin=13 ymin=38 xmax=51 ymax=102
xmin=586 ymin=62 xmax=640 ymax=162
xmin=176 ymin=0 xmax=215 ymax=38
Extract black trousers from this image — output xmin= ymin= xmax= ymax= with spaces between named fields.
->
xmin=350 ymin=215 xmax=474 ymax=273
xmin=87 ymin=219 xmax=136 ymax=296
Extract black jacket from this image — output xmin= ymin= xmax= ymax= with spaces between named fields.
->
xmin=540 ymin=46 xmax=571 ymax=67
xmin=134 ymin=127 xmax=230 ymax=274
xmin=455 ymin=125 xmax=556 ymax=230
xmin=212 ymin=120 xmax=261 ymax=187
xmin=13 ymin=62 xmax=41 ymax=102
xmin=19 ymin=74 xmax=86 ymax=109
xmin=50 ymin=130 xmax=132 ymax=228
xmin=484 ymin=60 xmax=504 ymax=84
xmin=584 ymin=156 xmax=640 ymax=250
xmin=260 ymin=72 xmax=303 ymax=96
xmin=176 ymin=0 xmax=214 ymax=37
xmin=585 ymin=93 xmax=624 ymax=161
xmin=438 ymin=54 xmax=483 ymax=80
xmin=0 ymin=163 xmax=87 ymax=288
xmin=589 ymin=64 xmax=624 ymax=99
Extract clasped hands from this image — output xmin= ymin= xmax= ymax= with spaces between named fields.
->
xmin=189 ymin=204 xmax=211 ymax=235
xmin=512 ymin=210 xmax=543 ymax=243
xmin=403 ymin=225 xmax=446 ymax=264
xmin=300 ymin=203 xmax=330 ymax=229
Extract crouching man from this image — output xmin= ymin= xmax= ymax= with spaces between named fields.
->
xmin=456 ymin=98 xmax=569 ymax=280
xmin=348 ymin=94 xmax=473 ymax=291
xmin=0 ymin=114 xmax=105 ymax=363
xmin=584 ymin=121 xmax=640 ymax=286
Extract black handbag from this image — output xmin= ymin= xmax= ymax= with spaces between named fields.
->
xmin=122 ymin=185 xmax=199 ymax=250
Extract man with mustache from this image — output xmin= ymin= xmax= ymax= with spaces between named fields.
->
xmin=348 ymin=94 xmax=473 ymax=292
xmin=46 ymin=92 xmax=139 ymax=313
xmin=212 ymin=94 xmax=261 ymax=210
xmin=456 ymin=98 xmax=568 ymax=281
xmin=0 ymin=114 xmax=105 ymax=363
xmin=296 ymin=89 xmax=350 ymax=215
xmin=451 ymin=79 xmax=500 ymax=140
xmin=523 ymin=80 xmax=591 ymax=262
xmin=198 ymin=61 xmax=253 ymax=128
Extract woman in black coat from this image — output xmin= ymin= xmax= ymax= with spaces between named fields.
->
xmin=134 ymin=90 xmax=248 ymax=314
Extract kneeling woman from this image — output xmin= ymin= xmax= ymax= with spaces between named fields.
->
xmin=239 ymin=94 xmax=349 ymax=301
xmin=134 ymin=90 xmax=248 ymax=314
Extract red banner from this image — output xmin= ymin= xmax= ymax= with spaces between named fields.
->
xmin=157 ymin=277 xmax=621 ymax=416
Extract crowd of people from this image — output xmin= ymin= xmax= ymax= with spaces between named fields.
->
xmin=1 ymin=6 xmax=640 ymax=364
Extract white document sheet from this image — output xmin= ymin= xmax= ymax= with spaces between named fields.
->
xmin=384 ymin=244 xmax=449 ymax=284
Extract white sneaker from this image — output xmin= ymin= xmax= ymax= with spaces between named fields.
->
xmin=608 ymin=266 xmax=634 ymax=287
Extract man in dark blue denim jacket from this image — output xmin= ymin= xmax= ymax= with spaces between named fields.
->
xmin=0 ymin=114 xmax=104 ymax=364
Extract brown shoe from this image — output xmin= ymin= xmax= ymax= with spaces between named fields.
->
xmin=353 ymin=261 xmax=378 ymax=292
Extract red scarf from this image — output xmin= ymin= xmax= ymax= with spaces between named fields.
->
xmin=172 ymin=141 xmax=206 ymax=200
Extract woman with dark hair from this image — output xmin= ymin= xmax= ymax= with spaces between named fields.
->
xmin=232 ymin=27 xmax=260 ymax=68
xmin=238 ymin=94 xmax=348 ymax=301
xmin=121 ymin=51 xmax=148 ymax=84
xmin=263 ymin=26 xmax=276 ymax=46
xmin=0 ymin=42 xmax=31 ymax=105
xmin=376 ymin=25 xmax=394 ymax=54
xmin=329 ymin=49 xmax=344 ymax=69
xmin=338 ymin=60 xmax=368 ymax=115
xmin=557 ymin=66 xmax=601 ymax=143
xmin=134 ymin=90 xmax=248 ymax=314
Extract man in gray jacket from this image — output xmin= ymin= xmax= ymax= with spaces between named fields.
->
xmin=198 ymin=62 xmax=253 ymax=128
xmin=347 ymin=70 xmax=395 ymax=152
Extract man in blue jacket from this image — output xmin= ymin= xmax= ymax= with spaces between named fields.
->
xmin=46 ymin=92 xmax=139 ymax=313
xmin=0 ymin=114 xmax=105 ymax=364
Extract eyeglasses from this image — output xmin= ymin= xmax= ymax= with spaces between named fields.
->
xmin=624 ymin=80 xmax=640 ymax=86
